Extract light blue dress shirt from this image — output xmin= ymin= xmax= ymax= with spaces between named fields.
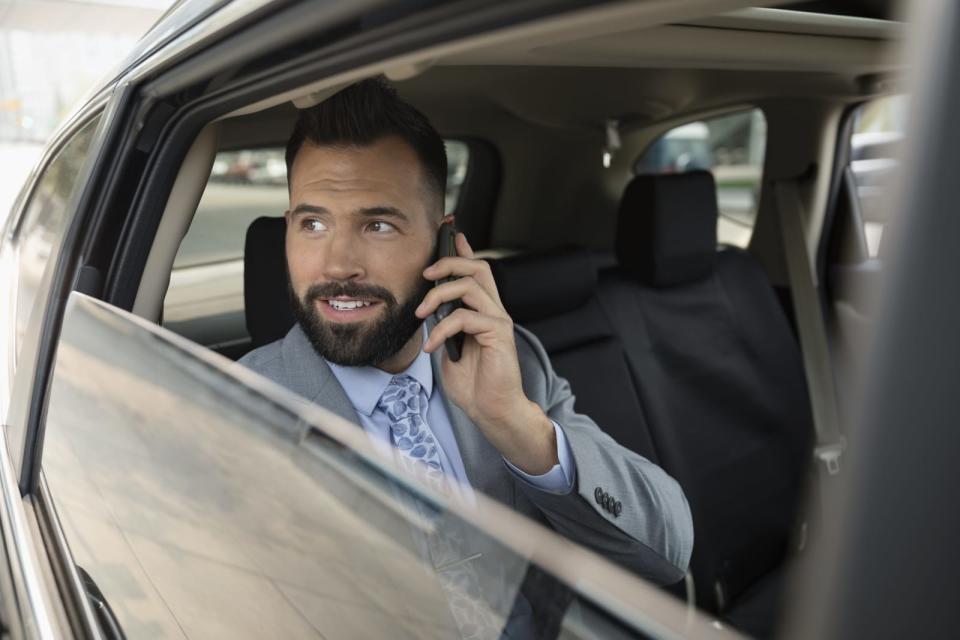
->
xmin=326 ymin=337 xmax=576 ymax=496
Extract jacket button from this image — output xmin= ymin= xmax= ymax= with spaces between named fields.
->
xmin=604 ymin=495 xmax=613 ymax=511
xmin=613 ymin=501 xmax=622 ymax=517
xmin=594 ymin=487 xmax=604 ymax=504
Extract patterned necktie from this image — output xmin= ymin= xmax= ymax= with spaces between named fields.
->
xmin=377 ymin=374 xmax=501 ymax=639
xmin=378 ymin=374 xmax=445 ymax=485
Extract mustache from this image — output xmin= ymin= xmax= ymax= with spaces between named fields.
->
xmin=303 ymin=281 xmax=398 ymax=306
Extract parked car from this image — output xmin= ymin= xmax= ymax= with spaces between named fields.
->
xmin=1 ymin=1 xmax=957 ymax=639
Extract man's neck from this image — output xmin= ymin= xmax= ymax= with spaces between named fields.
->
xmin=375 ymin=324 xmax=425 ymax=374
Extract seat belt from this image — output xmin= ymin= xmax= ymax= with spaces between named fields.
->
xmin=775 ymin=180 xmax=845 ymax=477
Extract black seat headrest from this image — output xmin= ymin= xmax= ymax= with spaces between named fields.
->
xmin=244 ymin=216 xmax=294 ymax=348
xmin=616 ymin=171 xmax=719 ymax=287
xmin=489 ymin=247 xmax=598 ymax=324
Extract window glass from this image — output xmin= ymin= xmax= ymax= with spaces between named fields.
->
xmin=12 ymin=116 xmax=100 ymax=364
xmin=44 ymin=295 xmax=657 ymax=639
xmin=849 ymin=95 xmax=907 ymax=257
xmin=635 ymin=109 xmax=767 ymax=248
xmin=163 ymin=141 xmax=470 ymax=343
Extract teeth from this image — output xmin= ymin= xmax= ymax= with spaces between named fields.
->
xmin=328 ymin=300 xmax=372 ymax=311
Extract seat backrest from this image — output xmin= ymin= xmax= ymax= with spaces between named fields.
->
xmin=244 ymin=216 xmax=294 ymax=349
xmin=490 ymin=247 xmax=660 ymax=464
xmin=600 ymin=171 xmax=813 ymax=612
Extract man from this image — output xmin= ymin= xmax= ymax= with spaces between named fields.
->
xmin=239 ymin=78 xmax=692 ymax=591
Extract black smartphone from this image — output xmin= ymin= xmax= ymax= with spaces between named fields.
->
xmin=433 ymin=221 xmax=465 ymax=362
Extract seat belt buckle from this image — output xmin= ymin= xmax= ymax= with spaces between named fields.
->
xmin=815 ymin=440 xmax=845 ymax=475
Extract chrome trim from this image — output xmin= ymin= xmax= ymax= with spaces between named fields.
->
xmin=37 ymin=475 xmax=105 ymax=640
xmin=0 ymin=433 xmax=58 ymax=639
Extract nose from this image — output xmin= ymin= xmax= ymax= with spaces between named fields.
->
xmin=321 ymin=228 xmax=366 ymax=282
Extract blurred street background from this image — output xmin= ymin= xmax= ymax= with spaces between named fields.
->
xmin=0 ymin=0 xmax=171 ymax=221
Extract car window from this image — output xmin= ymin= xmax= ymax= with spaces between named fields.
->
xmin=163 ymin=140 xmax=470 ymax=345
xmin=43 ymin=294 xmax=674 ymax=640
xmin=8 ymin=116 xmax=101 ymax=366
xmin=848 ymin=95 xmax=907 ymax=257
xmin=634 ymin=109 xmax=767 ymax=248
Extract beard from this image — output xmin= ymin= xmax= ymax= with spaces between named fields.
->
xmin=289 ymin=273 xmax=433 ymax=368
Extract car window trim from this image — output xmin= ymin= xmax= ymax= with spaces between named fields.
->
xmin=33 ymin=475 xmax=107 ymax=640
xmin=0 ymin=431 xmax=59 ymax=639
xmin=11 ymin=103 xmax=113 ymax=490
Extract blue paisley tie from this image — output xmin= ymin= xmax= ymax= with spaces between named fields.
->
xmin=378 ymin=374 xmax=445 ymax=482
xmin=378 ymin=374 xmax=501 ymax=639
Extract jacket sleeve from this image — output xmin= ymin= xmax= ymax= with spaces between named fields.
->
xmin=512 ymin=326 xmax=694 ymax=585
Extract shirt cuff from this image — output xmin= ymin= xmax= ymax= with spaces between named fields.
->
xmin=503 ymin=420 xmax=577 ymax=495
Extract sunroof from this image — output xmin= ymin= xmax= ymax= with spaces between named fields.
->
xmin=779 ymin=1 xmax=896 ymax=21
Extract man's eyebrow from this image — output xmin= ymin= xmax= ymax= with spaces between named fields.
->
xmin=290 ymin=203 xmax=329 ymax=217
xmin=356 ymin=206 xmax=409 ymax=222
xmin=289 ymin=204 xmax=410 ymax=222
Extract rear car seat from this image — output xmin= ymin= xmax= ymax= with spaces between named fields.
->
xmin=598 ymin=171 xmax=814 ymax=637
xmin=488 ymin=247 xmax=660 ymax=464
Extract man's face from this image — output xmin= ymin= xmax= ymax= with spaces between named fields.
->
xmin=285 ymin=136 xmax=438 ymax=367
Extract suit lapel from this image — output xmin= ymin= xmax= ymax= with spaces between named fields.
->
xmin=280 ymin=325 xmax=357 ymax=424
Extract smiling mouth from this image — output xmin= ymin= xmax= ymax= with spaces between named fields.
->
xmin=320 ymin=297 xmax=380 ymax=312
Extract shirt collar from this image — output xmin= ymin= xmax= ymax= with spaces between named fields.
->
xmin=325 ymin=327 xmax=434 ymax=417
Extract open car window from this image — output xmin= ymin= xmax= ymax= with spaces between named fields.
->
xmin=42 ymin=292 xmax=701 ymax=639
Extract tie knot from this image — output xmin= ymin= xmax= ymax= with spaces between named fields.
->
xmin=378 ymin=374 xmax=423 ymax=420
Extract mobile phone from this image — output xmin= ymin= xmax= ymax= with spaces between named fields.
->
xmin=433 ymin=221 xmax=465 ymax=362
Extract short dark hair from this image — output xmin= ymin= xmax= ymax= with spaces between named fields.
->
xmin=285 ymin=77 xmax=447 ymax=214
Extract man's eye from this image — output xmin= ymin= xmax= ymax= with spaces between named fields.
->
xmin=368 ymin=221 xmax=396 ymax=234
xmin=301 ymin=218 xmax=327 ymax=232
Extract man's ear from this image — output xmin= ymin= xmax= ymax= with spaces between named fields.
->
xmin=440 ymin=213 xmax=454 ymax=228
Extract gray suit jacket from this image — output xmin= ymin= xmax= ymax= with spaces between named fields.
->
xmin=239 ymin=322 xmax=693 ymax=585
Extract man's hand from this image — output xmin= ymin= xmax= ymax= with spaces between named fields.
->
xmin=417 ymin=232 xmax=559 ymax=475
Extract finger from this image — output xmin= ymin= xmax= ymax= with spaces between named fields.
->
xmin=423 ymin=257 xmax=500 ymax=303
xmin=455 ymin=232 xmax=474 ymax=258
xmin=424 ymin=308 xmax=513 ymax=353
xmin=416 ymin=276 xmax=504 ymax=319
xmin=424 ymin=256 xmax=486 ymax=280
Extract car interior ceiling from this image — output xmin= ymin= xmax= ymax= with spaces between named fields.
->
xmin=136 ymin=7 xmax=901 ymax=638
